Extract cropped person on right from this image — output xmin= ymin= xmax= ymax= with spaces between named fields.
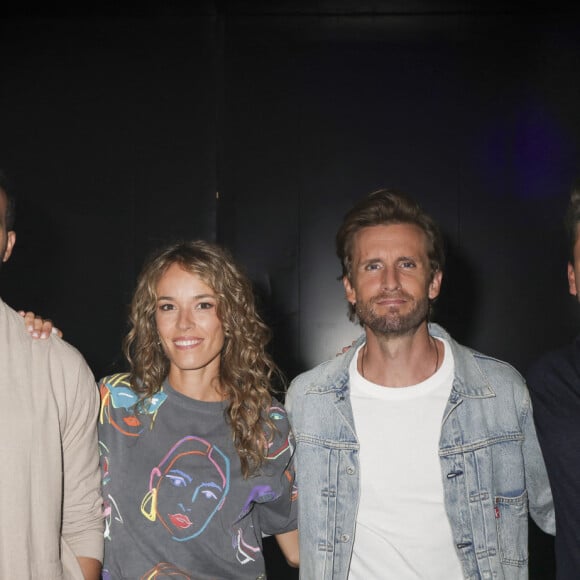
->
xmin=527 ymin=185 xmax=580 ymax=579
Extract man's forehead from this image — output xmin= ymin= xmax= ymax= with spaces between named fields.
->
xmin=353 ymin=223 xmax=429 ymax=254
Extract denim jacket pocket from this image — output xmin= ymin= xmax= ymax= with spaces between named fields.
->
xmin=494 ymin=490 xmax=528 ymax=567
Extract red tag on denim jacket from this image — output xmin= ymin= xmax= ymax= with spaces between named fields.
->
xmin=494 ymin=507 xmax=500 ymax=519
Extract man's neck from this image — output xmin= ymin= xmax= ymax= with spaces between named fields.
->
xmin=359 ymin=323 xmax=440 ymax=388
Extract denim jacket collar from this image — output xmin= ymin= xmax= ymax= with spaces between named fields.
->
xmin=429 ymin=323 xmax=495 ymax=400
xmin=306 ymin=323 xmax=496 ymax=402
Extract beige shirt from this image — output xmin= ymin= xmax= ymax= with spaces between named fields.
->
xmin=0 ymin=298 xmax=103 ymax=579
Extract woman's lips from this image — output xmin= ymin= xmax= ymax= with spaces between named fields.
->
xmin=169 ymin=513 xmax=193 ymax=529
xmin=173 ymin=337 xmax=202 ymax=349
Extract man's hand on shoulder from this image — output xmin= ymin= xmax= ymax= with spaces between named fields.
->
xmin=18 ymin=310 xmax=63 ymax=339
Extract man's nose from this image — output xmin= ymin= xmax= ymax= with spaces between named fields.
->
xmin=381 ymin=267 xmax=401 ymax=291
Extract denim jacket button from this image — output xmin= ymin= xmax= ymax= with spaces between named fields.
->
xmin=447 ymin=469 xmax=464 ymax=479
xmin=347 ymin=466 xmax=355 ymax=475
xmin=340 ymin=534 xmax=350 ymax=542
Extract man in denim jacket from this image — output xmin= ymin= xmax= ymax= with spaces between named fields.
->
xmin=286 ymin=189 xmax=554 ymax=580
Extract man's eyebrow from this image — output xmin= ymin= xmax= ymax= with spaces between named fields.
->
xmin=360 ymin=255 xmax=418 ymax=263
xmin=358 ymin=257 xmax=381 ymax=266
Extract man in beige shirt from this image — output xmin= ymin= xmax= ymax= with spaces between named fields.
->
xmin=0 ymin=172 xmax=103 ymax=579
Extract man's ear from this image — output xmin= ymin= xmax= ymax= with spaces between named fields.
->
xmin=568 ymin=262 xmax=577 ymax=296
xmin=2 ymin=231 xmax=15 ymax=263
xmin=343 ymin=275 xmax=356 ymax=307
xmin=428 ymin=269 xmax=443 ymax=300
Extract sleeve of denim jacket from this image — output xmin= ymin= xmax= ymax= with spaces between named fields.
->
xmin=285 ymin=383 xmax=295 ymax=420
xmin=521 ymin=382 xmax=555 ymax=535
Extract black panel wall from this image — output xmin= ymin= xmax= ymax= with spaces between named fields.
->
xmin=220 ymin=5 xmax=580 ymax=378
xmin=0 ymin=14 xmax=218 ymax=373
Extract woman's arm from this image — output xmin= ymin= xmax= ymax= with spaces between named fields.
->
xmin=274 ymin=529 xmax=299 ymax=568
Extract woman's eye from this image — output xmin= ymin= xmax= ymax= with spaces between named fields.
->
xmin=159 ymin=303 xmax=174 ymax=311
xmin=201 ymin=489 xmax=218 ymax=500
xmin=166 ymin=475 xmax=187 ymax=488
xmin=197 ymin=302 xmax=214 ymax=310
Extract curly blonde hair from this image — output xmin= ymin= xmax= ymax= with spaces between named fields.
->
xmin=123 ymin=240 xmax=279 ymax=478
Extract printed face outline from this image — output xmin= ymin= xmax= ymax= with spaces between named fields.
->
xmin=103 ymin=493 xmax=123 ymax=541
xmin=99 ymin=380 xmax=167 ymax=437
xmin=265 ymin=406 xmax=291 ymax=459
xmin=140 ymin=562 xmax=191 ymax=579
xmin=151 ymin=436 xmax=230 ymax=541
xmin=100 ymin=382 xmax=144 ymax=437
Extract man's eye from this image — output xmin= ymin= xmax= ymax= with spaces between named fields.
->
xmin=365 ymin=263 xmax=381 ymax=271
xmin=401 ymin=261 xmax=415 ymax=268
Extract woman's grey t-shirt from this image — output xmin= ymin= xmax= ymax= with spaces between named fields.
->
xmin=98 ymin=373 xmax=297 ymax=579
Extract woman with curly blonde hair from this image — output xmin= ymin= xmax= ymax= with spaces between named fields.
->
xmin=98 ymin=240 xmax=298 ymax=579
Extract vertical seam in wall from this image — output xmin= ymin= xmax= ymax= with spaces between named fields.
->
xmin=213 ymin=0 xmax=225 ymax=243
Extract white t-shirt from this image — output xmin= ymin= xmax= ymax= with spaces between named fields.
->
xmin=348 ymin=338 xmax=464 ymax=580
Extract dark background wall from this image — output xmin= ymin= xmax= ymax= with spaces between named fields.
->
xmin=2 ymin=2 xmax=579 ymax=578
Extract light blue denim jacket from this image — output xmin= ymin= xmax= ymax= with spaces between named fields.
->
xmin=285 ymin=324 xmax=554 ymax=580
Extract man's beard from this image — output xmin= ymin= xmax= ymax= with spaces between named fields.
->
xmin=355 ymin=291 xmax=430 ymax=337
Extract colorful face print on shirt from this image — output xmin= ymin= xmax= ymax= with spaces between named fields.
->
xmin=231 ymin=484 xmax=280 ymax=565
xmin=286 ymin=468 xmax=298 ymax=503
xmin=99 ymin=441 xmax=123 ymax=541
xmin=141 ymin=436 xmax=230 ymax=542
xmin=265 ymin=407 xmax=297 ymax=504
xmin=232 ymin=525 xmax=261 ymax=565
xmin=265 ymin=406 xmax=293 ymax=459
xmin=99 ymin=374 xmax=167 ymax=437
xmin=229 ymin=404 xmax=297 ymax=563
xmin=100 ymin=441 xmax=111 ymax=487
xmin=103 ymin=494 xmax=123 ymax=542
xmin=140 ymin=562 xmax=192 ymax=579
